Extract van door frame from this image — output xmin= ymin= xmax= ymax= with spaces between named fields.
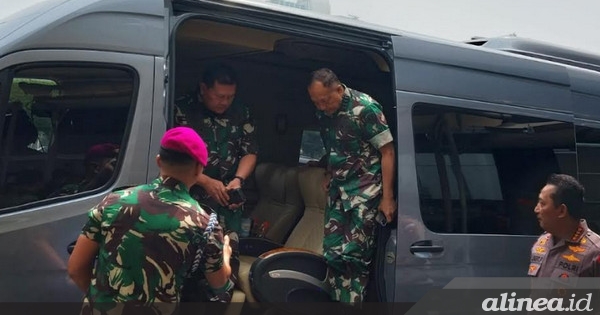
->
xmin=166 ymin=0 xmax=399 ymax=302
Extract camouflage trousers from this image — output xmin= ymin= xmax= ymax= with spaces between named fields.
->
xmin=323 ymin=198 xmax=378 ymax=303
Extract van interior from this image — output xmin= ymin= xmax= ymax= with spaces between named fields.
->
xmin=173 ymin=19 xmax=395 ymax=166
xmin=172 ymin=18 xmax=397 ymax=303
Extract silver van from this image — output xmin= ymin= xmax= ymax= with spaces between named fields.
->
xmin=1 ymin=0 xmax=599 ymax=305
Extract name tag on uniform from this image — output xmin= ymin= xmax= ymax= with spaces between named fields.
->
xmin=556 ymin=260 xmax=580 ymax=273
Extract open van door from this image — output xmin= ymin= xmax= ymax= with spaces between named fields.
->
xmin=165 ymin=0 xmax=399 ymax=304
xmin=390 ymin=34 xmax=576 ymax=303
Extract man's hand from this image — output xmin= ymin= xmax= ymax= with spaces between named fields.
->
xmin=67 ymin=235 xmax=99 ymax=293
xmin=378 ymin=196 xmax=397 ymax=223
xmin=225 ymin=178 xmax=244 ymax=209
xmin=200 ymin=176 xmax=230 ymax=206
xmin=206 ymin=234 xmax=232 ymax=289
xmin=222 ymin=234 xmax=232 ymax=265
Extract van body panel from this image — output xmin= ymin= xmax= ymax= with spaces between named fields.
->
xmin=0 ymin=0 xmax=165 ymax=58
xmin=568 ymin=68 xmax=600 ymax=121
xmin=392 ymin=36 xmax=578 ymax=302
xmin=0 ymin=49 xmax=156 ymax=301
xmin=393 ymin=90 xmax=572 ymax=302
xmin=0 ymin=0 xmax=598 ymax=306
xmin=393 ymin=36 xmax=570 ymax=86
xmin=0 ymin=0 xmax=68 ymax=41
xmin=392 ymin=36 xmax=572 ymax=113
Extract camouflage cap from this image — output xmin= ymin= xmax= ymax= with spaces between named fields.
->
xmin=160 ymin=127 xmax=208 ymax=166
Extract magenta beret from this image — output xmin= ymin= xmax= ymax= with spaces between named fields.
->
xmin=85 ymin=143 xmax=119 ymax=161
xmin=160 ymin=127 xmax=208 ymax=166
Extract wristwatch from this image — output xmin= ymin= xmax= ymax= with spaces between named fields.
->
xmin=233 ymin=175 xmax=245 ymax=185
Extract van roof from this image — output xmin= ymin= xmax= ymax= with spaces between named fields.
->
xmin=466 ymin=36 xmax=600 ymax=72
xmin=0 ymin=0 xmax=452 ymax=58
xmin=2 ymin=0 xmax=599 ymax=105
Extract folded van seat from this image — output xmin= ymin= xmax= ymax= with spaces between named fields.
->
xmin=238 ymin=166 xmax=327 ymax=302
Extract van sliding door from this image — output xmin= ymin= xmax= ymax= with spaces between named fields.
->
xmin=391 ymin=35 xmax=575 ymax=303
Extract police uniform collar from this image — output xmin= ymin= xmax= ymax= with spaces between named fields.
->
xmin=567 ymin=220 xmax=589 ymax=244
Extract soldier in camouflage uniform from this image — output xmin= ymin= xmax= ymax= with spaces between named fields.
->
xmin=174 ymin=63 xmax=256 ymax=302
xmin=529 ymin=174 xmax=600 ymax=278
xmin=174 ymin=63 xmax=258 ymax=235
xmin=308 ymin=68 xmax=396 ymax=303
xmin=68 ymin=127 xmax=232 ymax=314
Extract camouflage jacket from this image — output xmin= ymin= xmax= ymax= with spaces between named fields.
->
xmin=174 ymin=94 xmax=258 ymax=182
xmin=317 ymin=85 xmax=393 ymax=211
xmin=81 ymin=177 xmax=225 ymax=309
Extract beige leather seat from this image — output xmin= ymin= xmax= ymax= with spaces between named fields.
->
xmin=238 ymin=166 xmax=327 ymax=302
xmin=250 ymin=163 xmax=304 ymax=243
xmin=284 ymin=166 xmax=327 ymax=253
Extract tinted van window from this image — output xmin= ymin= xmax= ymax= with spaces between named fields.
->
xmin=412 ymin=104 xmax=575 ymax=235
xmin=0 ymin=64 xmax=135 ymax=211
xmin=576 ymin=126 xmax=600 ymax=231
xmin=299 ymin=129 xmax=326 ymax=164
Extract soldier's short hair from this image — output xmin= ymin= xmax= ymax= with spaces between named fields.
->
xmin=309 ymin=68 xmax=341 ymax=88
xmin=159 ymin=147 xmax=196 ymax=167
xmin=546 ymin=173 xmax=585 ymax=219
xmin=202 ymin=63 xmax=237 ymax=88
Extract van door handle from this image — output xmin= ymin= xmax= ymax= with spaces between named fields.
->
xmin=409 ymin=240 xmax=444 ymax=254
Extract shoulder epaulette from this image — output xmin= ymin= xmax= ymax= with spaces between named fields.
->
xmin=585 ymin=231 xmax=600 ymax=248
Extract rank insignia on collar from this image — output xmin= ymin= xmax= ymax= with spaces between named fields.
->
xmin=562 ymin=254 xmax=581 ymax=262
xmin=569 ymin=225 xmax=585 ymax=243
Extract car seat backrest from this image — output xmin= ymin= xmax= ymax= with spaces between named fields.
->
xmin=284 ymin=166 xmax=327 ymax=254
xmin=251 ymin=163 xmax=304 ymax=244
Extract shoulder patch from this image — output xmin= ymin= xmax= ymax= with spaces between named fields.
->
xmin=528 ymin=263 xmax=540 ymax=276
